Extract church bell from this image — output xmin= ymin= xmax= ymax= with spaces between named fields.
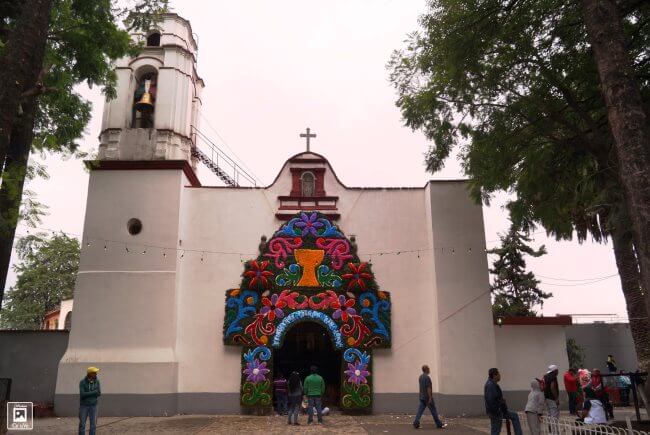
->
xmin=134 ymin=79 xmax=154 ymax=113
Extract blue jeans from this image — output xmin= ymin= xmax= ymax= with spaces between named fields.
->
xmin=307 ymin=396 xmax=323 ymax=423
xmin=79 ymin=404 xmax=97 ymax=435
xmin=489 ymin=412 xmax=523 ymax=435
xmin=414 ymin=398 xmax=443 ymax=427
xmin=276 ymin=392 xmax=288 ymax=414
xmin=287 ymin=395 xmax=301 ymax=424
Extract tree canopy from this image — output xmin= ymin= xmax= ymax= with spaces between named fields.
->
xmin=0 ymin=233 xmax=79 ymax=329
xmin=0 ymin=0 xmax=168 ymax=306
xmin=388 ymin=0 xmax=649 ymax=241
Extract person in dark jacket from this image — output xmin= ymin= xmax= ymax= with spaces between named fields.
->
xmin=484 ymin=368 xmax=523 ymax=435
xmin=79 ymin=366 xmax=101 ymax=435
xmin=287 ymin=371 xmax=303 ymax=426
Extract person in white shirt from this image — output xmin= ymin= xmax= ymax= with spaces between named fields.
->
xmin=525 ymin=379 xmax=545 ymax=435
xmin=580 ymin=387 xmax=607 ymax=425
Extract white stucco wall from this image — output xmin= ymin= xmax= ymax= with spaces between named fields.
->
xmin=169 ymin=154 xmax=494 ymax=397
xmin=429 ymin=181 xmax=497 ymax=395
xmin=55 ymin=169 xmax=188 ymax=396
xmin=494 ymin=325 xmax=569 ymax=392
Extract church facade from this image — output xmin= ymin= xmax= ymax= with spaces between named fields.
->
xmin=53 ymin=13 xmax=569 ymax=416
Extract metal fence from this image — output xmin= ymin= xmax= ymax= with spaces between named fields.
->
xmin=522 ymin=415 xmax=650 ymax=435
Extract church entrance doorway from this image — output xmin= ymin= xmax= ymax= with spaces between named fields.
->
xmin=273 ymin=321 xmax=341 ymax=407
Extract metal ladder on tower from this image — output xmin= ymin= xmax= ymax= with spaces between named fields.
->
xmin=191 ymin=146 xmax=238 ymax=186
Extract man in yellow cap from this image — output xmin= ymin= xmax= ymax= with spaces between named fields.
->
xmin=79 ymin=367 xmax=101 ymax=435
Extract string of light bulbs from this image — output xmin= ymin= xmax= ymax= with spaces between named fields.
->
xmin=12 ymin=223 xmax=622 ymax=285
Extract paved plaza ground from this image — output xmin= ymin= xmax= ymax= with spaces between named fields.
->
xmin=11 ymin=408 xmax=648 ymax=435
xmin=13 ymin=414 xmax=490 ymax=434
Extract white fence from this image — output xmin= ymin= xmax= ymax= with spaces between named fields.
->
xmin=525 ymin=416 xmax=649 ymax=435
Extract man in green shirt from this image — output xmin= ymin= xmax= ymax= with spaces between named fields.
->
xmin=79 ymin=366 xmax=101 ymax=435
xmin=303 ymin=365 xmax=325 ymax=424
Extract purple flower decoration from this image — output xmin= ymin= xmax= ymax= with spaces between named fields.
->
xmin=344 ymin=361 xmax=370 ymax=385
xmin=244 ymin=359 xmax=270 ymax=383
xmin=332 ymin=294 xmax=356 ymax=322
xmin=260 ymin=293 xmax=286 ymax=321
xmin=294 ymin=212 xmax=324 ymax=237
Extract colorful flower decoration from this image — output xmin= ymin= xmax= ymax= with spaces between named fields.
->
xmin=260 ymin=293 xmax=286 ymax=321
xmin=224 ymin=211 xmax=391 ymax=411
xmin=342 ymin=262 xmax=373 ymax=290
xmin=243 ymin=260 xmax=274 ymax=289
xmin=332 ymin=295 xmax=356 ymax=322
xmin=294 ymin=212 xmax=324 ymax=237
xmin=345 ymin=360 xmax=370 ymax=385
xmin=244 ymin=358 xmax=270 ymax=384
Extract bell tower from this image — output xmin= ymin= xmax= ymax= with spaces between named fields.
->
xmin=97 ymin=13 xmax=204 ymax=166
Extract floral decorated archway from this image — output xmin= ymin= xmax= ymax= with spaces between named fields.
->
xmin=223 ymin=212 xmax=391 ymax=412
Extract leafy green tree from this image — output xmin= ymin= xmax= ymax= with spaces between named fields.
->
xmin=489 ymin=226 xmax=550 ymax=317
xmin=0 ymin=233 xmax=79 ymax=329
xmin=566 ymin=338 xmax=586 ymax=369
xmin=580 ymin=0 xmax=650 ymax=327
xmin=388 ymin=0 xmax=650 ymax=412
xmin=0 ymin=0 xmax=168 ymax=307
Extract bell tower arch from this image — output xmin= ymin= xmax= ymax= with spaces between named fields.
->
xmin=98 ymin=13 xmax=204 ymax=166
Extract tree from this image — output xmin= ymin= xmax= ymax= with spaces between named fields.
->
xmin=566 ymin=338 xmax=586 ymax=369
xmin=580 ymin=0 xmax=650 ymax=325
xmin=0 ymin=233 xmax=79 ymax=329
xmin=0 ymin=0 xmax=168 ymax=308
xmin=388 ymin=0 xmax=650 ymax=413
xmin=489 ymin=226 xmax=550 ymax=317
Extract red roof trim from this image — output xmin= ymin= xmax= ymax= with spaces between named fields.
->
xmin=84 ymin=160 xmax=201 ymax=187
xmin=494 ymin=316 xmax=572 ymax=326
xmin=43 ymin=309 xmax=60 ymax=319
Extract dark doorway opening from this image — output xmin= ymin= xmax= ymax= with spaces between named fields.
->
xmin=274 ymin=321 xmax=341 ymax=407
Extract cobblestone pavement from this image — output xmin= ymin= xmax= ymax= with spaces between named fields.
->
xmin=14 ymin=408 xmax=647 ymax=434
xmin=17 ymin=413 xmax=491 ymax=434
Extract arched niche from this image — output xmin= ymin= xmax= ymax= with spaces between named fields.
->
xmin=131 ymin=65 xmax=158 ymax=128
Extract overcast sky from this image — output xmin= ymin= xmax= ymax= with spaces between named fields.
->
xmin=8 ymin=0 xmax=627 ymax=320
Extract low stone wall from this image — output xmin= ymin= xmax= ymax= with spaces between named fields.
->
xmin=0 ymin=331 xmax=69 ymax=404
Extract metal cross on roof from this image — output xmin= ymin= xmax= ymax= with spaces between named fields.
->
xmin=299 ymin=127 xmax=317 ymax=152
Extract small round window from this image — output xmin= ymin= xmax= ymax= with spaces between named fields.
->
xmin=127 ymin=218 xmax=143 ymax=235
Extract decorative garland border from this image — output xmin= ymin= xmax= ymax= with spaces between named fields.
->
xmin=271 ymin=309 xmax=344 ymax=349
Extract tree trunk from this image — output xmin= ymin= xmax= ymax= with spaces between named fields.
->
xmin=581 ymin=0 xmax=650 ymax=334
xmin=0 ymin=0 xmax=52 ymax=309
xmin=0 ymin=99 xmax=36 ymax=309
xmin=611 ymin=227 xmax=650 ymax=415
xmin=0 ymin=0 xmax=52 ymax=176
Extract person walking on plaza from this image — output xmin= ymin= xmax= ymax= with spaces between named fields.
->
xmin=563 ymin=367 xmax=579 ymax=415
xmin=304 ymin=365 xmax=325 ymax=425
xmin=484 ymin=368 xmax=523 ymax=435
xmin=273 ymin=372 xmax=288 ymax=415
xmin=543 ymin=365 xmax=560 ymax=421
xmin=413 ymin=365 xmax=447 ymax=429
xmin=525 ymin=379 xmax=545 ymax=435
xmin=79 ymin=366 xmax=101 ymax=435
xmin=287 ymin=371 xmax=302 ymax=426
